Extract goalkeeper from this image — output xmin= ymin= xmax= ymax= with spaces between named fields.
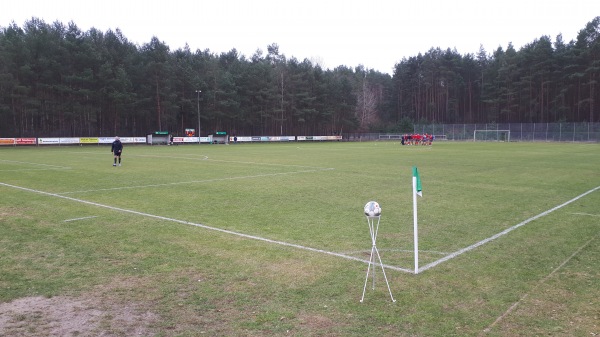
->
xmin=111 ymin=136 xmax=123 ymax=166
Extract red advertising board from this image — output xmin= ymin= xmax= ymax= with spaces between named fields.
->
xmin=16 ymin=138 xmax=36 ymax=145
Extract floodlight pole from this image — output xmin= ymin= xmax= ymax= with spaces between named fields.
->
xmin=196 ymin=90 xmax=201 ymax=139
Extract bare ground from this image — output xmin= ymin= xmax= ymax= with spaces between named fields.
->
xmin=0 ymin=295 xmax=159 ymax=337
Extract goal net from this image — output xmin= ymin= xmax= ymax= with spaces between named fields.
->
xmin=473 ymin=130 xmax=511 ymax=142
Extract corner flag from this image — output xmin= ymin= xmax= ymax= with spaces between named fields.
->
xmin=413 ymin=167 xmax=422 ymax=197
xmin=412 ymin=166 xmax=422 ymax=273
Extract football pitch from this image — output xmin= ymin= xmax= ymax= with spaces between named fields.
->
xmin=1 ymin=141 xmax=599 ymax=336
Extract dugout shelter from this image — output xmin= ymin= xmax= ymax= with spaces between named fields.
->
xmin=147 ymin=131 xmax=170 ymax=145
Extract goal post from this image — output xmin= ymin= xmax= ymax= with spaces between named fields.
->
xmin=473 ymin=130 xmax=511 ymax=142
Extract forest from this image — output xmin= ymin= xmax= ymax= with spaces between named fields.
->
xmin=0 ymin=16 xmax=598 ymax=137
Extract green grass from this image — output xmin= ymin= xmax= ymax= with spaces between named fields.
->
xmin=1 ymin=141 xmax=599 ymax=336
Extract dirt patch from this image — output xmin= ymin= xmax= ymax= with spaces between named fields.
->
xmin=0 ymin=295 xmax=158 ymax=337
xmin=0 ymin=207 xmax=27 ymax=220
xmin=298 ymin=314 xmax=335 ymax=330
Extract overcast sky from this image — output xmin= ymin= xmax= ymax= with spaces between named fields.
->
xmin=1 ymin=0 xmax=597 ymax=74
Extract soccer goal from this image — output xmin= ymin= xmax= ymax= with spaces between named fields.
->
xmin=473 ymin=130 xmax=511 ymax=142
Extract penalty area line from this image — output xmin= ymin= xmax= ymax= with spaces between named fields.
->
xmin=419 ymin=185 xmax=600 ymax=273
xmin=64 ymin=215 xmax=99 ymax=222
xmin=0 ymin=181 xmax=412 ymax=274
xmin=571 ymin=212 xmax=600 ymax=218
xmin=58 ymin=168 xmax=334 ymax=195
xmin=480 ymin=232 xmax=600 ymax=335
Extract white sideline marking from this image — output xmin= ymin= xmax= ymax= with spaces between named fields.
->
xmin=0 ymin=159 xmax=71 ymax=170
xmin=64 ymin=216 xmax=99 ymax=222
xmin=6 ymin=177 xmax=596 ymax=275
xmin=419 ymin=185 xmax=600 ymax=273
xmin=135 ymin=154 xmax=209 ymax=160
xmin=0 ymin=169 xmax=66 ymax=172
xmin=0 ymin=181 xmax=412 ymax=273
xmin=342 ymin=249 xmax=449 ymax=256
xmin=59 ymin=168 xmax=334 ymax=194
xmin=72 ymin=151 xmax=328 ymax=170
xmin=137 ymin=154 xmax=333 ymax=170
xmin=205 ymin=158 xmax=330 ymax=170
xmin=481 ymin=233 xmax=600 ymax=334
xmin=571 ymin=212 xmax=600 ymax=217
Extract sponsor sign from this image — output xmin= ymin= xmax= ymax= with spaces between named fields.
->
xmin=79 ymin=138 xmax=99 ymax=144
xmin=183 ymin=137 xmax=199 ymax=143
xmin=173 ymin=137 xmax=200 ymax=143
xmin=119 ymin=137 xmax=145 ymax=143
xmin=297 ymin=135 xmax=341 ymax=141
xmin=16 ymin=138 xmax=36 ymax=145
xmin=59 ymin=138 xmax=80 ymax=144
xmin=0 ymin=138 xmax=42 ymax=145
xmin=98 ymin=137 xmax=114 ymax=144
xmin=38 ymin=138 xmax=60 ymax=144
xmin=0 ymin=138 xmax=15 ymax=145
xmin=99 ymin=137 xmax=146 ymax=144
xmin=229 ymin=136 xmax=252 ymax=142
xmin=228 ymin=136 xmax=296 ymax=142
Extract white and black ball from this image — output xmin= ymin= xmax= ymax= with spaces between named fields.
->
xmin=364 ymin=201 xmax=382 ymax=217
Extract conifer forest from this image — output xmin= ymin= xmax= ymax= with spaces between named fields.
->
xmin=0 ymin=16 xmax=598 ymax=137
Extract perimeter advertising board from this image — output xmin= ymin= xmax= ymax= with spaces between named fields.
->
xmin=99 ymin=137 xmax=145 ymax=144
xmin=16 ymin=138 xmax=36 ymax=145
xmin=228 ymin=135 xmax=341 ymax=142
xmin=0 ymin=138 xmax=37 ymax=145
xmin=0 ymin=138 xmax=15 ymax=145
xmin=38 ymin=138 xmax=60 ymax=144
xmin=173 ymin=137 xmax=201 ymax=143
xmin=297 ymin=135 xmax=342 ymax=141
xmin=79 ymin=138 xmax=99 ymax=144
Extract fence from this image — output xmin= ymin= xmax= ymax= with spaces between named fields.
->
xmin=342 ymin=123 xmax=599 ymax=142
xmin=413 ymin=123 xmax=600 ymax=142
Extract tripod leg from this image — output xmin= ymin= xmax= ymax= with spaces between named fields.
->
xmin=374 ymin=247 xmax=396 ymax=302
xmin=360 ymin=247 xmax=375 ymax=302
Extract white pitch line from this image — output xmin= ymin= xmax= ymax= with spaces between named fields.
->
xmin=0 ymin=159 xmax=71 ymax=169
xmin=481 ymin=233 xmax=600 ymax=334
xmin=571 ymin=212 xmax=600 ymax=217
xmin=64 ymin=216 xmax=99 ymax=222
xmin=71 ymin=151 xmax=328 ymax=170
xmin=204 ymin=158 xmax=331 ymax=170
xmin=137 ymin=154 xmax=331 ymax=170
xmin=0 ymin=169 xmax=67 ymax=172
xmin=59 ymin=168 xmax=334 ymax=194
xmin=134 ymin=154 xmax=209 ymax=161
xmin=342 ymin=249 xmax=449 ymax=256
xmin=0 ymin=181 xmax=412 ymax=273
xmin=419 ymin=185 xmax=600 ymax=273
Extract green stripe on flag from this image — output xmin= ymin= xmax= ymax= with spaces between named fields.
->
xmin=413 ymin=166 xmax=422 ymax=197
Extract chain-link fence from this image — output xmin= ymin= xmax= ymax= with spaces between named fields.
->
xmin=413 ymin=123 xmax=600 ymax=142
xmin=343 ymin=123 xmax=600 ymax=142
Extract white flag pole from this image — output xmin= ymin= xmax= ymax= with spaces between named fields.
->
xmin=413 ymin=174 xmax=419 ymax=274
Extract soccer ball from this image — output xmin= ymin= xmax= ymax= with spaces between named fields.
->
xmin=364 ymin=201 xmax=382 ymax=217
